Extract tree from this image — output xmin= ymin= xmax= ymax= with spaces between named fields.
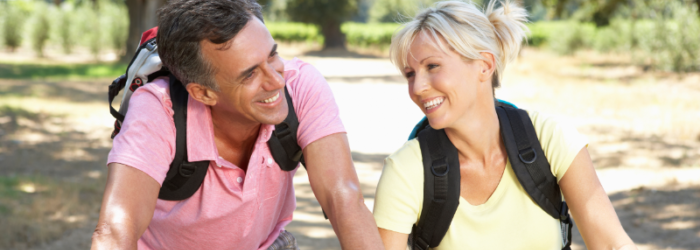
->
xmin=591 ymin=0 xmax=627 ymax=27
xmin=286 ymin=0 xmax=357 ymax=49
xmin=122 ymin=0 xmax=167 ymax=62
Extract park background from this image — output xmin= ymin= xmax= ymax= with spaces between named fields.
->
xmin=0 ymin=0 xmax=699 ymax=249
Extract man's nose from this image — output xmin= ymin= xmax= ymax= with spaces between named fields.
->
xmin=262 ymin=62 xmax=285 ymax=90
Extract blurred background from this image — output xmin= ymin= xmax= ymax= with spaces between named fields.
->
xmin=0 ymin=0 xmax=699 ymax=249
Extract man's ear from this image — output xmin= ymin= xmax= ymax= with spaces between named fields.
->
xmin=477 ymin=52 xmax=496 ymax=83
xmin=186 ymin=83 xmax=218 ymax=106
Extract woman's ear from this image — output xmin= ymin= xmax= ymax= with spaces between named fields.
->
xmin=186 ymin=83 xmax=218 ymax=106
xmin=478 ymin=52 xmax=496 ymax=83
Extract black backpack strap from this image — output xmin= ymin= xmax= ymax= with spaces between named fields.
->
xmin=268 ymin=87 xmax=305 ymax=171
xmin=411 ymin=127 xmax=461 ymax=250
xmin=157 ymin=75 xmax=210 ymax=200
xmin=496 ymin=106 xmax=572 ymax=250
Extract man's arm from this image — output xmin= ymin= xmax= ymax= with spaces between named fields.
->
xmin=91 ymin=163 xmax=161 ymax=250
xmin=303 ymin=133 xmax=384 ymax=249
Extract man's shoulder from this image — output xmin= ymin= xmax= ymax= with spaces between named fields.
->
xmin=140 ymin=77 xmax=172 ymax=99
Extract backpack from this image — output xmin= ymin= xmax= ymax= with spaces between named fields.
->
xmin=108 ymin=27 xmax=305 ymax=200
xmin=407 ymin=101 xmax=573 ymax=250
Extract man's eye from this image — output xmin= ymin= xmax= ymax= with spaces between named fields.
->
xmin=245 ymin=70 xmax=255 ymax=80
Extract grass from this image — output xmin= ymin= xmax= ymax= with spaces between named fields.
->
xmin=0 ymin=62 xmax=126 ymax=80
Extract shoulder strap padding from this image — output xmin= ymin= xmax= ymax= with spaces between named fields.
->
xmin=496 ymin=106 xmax=562 ymax=219
xmin=157 ymin=75 xmax=210 ymax=201
xmin=412 ymin=127 xmax=461 ymax=250
xmin=268 ymin=87 xmax=305 ymax=171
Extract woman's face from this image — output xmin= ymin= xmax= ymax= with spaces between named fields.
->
xmin=404 ymin=31 xmax=493 ymax=130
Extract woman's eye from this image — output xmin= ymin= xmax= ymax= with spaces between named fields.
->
xmin=405 ymin=71 xmax=415 ymax=78
xmin=427 ymin=64 xmax=439 ymax=70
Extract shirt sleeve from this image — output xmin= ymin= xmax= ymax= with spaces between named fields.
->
xmin=373 ymin=139 xmax=424 ymax=234
xmin=286 ymin=60 xmax=346 ymax=149
xmin=107 ymin=80 xmax=176 ymax=185
xmin=529 ymin=111 xmax=589 ymax=183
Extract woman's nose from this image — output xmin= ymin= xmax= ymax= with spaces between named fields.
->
xmin=412 ymin=74 xmax=430 ymax=96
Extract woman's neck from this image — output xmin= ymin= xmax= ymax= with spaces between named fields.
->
xmin=444 ymin=97 xmax=504 ymax=166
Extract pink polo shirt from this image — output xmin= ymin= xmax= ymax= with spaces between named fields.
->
xmin=107 ymin=58 xmax=345 ymax=250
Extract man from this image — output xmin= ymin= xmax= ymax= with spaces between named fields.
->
xmin=91 ymin=0 xmax=382 ymax=249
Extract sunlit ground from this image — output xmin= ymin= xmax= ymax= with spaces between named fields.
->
xmin=0 ymin=45 xmax=698 ymax=249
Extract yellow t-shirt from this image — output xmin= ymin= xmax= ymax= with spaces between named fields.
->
xmin=373 ymin=110 xmax=589 ymax=250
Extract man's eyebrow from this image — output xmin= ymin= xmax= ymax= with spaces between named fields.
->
xmin=269 ymin=44 xmax=278 ymax=57
xmin=237 ymin=64 xmax=258 ymax=82
xmin=236 ymin=44 xmax=278 ymax=82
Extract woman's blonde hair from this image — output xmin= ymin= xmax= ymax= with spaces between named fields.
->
xmin=389 ymin=0 xmax=528 ymax=88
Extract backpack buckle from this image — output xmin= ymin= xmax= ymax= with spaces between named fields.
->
xmin=518 ymin=147 xmax=537 ymax=164
xmin=431 ymin=157 xmax=449 ymax=177
xmin=179 ymin=162 xmax=198 ymax=177
xmin=274 ymin=122 xmax=292 ymax=138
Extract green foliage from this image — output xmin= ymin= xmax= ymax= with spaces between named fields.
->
xmin=342 ymin=22 xmax=400 ymax=48
xmin=102 ymin=2 xmax=129 ymax=56
xmin=0 ymin=62 xmax=127 ymax=79
xmin=369 ymin=0 xmax=440 ymax=23
xmin=2 ymin=3 xmax=27 ymax=52
xmin=633 ymin=1 xmax=700 ymax=72
xmin=527 ymin=21 xmax=596 ymax=55
xmin=57 ymin=7 xmax=76 ymax=54
xmin=30 ymin=4 xmax=51 ymax=57
xmin=266 ymin=22 xmax=323 ymax=43
xmin=266 ymin=22 xmax=401 ymax=48
xmin=0 ymin=0 xmax=128 ymax=58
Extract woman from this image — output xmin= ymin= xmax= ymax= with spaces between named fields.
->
xmin=372 ymin=1 xmax=637 ymax=249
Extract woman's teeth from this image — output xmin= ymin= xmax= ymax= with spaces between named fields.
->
xmin=424 ymin=97 xmax=444 ymax=110
xmin=260 ymin=92 xmax=280 ymax=103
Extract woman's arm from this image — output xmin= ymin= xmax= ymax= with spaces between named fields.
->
xmin=559 ymin=147 xmax=637 ymax=250
xmin=379 ymin=228 xmax=409 ymax=250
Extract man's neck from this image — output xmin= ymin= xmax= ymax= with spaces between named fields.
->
xmin=210 ymin=107 xmax=261 ymax=172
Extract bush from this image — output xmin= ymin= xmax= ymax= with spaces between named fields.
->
xmin=56 ymin=6 xmax=76 ymax=54
xmin=266 ymin=22 xmax=323 ymax=44
xmin=2 ymin=4 xmax=27 ymax=52
xmin=634 ymin=2 xmax=700 ymax=72
xmin=342 ymin=22 xmax=400 ymax=48
xmin=542 ymin=21 xmax=596 ymax=55
xmin=30 ymin=4 xmax=52 ymax=57
xmin=101 ymin=1 xmax=129 ymax=56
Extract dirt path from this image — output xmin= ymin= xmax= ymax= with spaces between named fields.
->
xmin=0 ymin=48 xmax=698 ymax=249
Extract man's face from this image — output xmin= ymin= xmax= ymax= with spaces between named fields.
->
xmin=200 ymin=16 xmax=287 ymax=126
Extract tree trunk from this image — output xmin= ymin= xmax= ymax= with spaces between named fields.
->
xmin=121 ymin=0 xmax=167 ymax=62
xmin=320 ymin=20 xmax=346 ymax=50
xmin=553 ymin=0 xmax=569 ymax=19
xmin=592 ymin=0 xmax=626 ymax=27
xmin=696 ymin=0 xmax=700 ymax=18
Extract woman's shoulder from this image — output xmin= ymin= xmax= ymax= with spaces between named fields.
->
xmin=374 ymin=138 xmax=425 ymax=234
xmin=386 ymin=138 xmax=422 ymax=165
xmin=382 ymin=138 xmax=425 ymax=183
xmin=524 ymin=109 xmax=589 ymax=181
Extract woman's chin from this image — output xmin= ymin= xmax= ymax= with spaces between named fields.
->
xmin=426 ymin=117 xmax=449 ymax=130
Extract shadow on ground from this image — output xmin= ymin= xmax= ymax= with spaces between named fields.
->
xmin=0 ymin=79 xmax=110 ymax=103
xmin=572 ymin=186 xmax=700 ymax=249
xmin=584 ymin=126 xmax=700 ymax=169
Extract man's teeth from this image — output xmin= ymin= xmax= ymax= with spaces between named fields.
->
xmin=260 ymin=92 xmax=280 ymax=103
xmin=424 ymin=98 xmax=444 ymax=109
